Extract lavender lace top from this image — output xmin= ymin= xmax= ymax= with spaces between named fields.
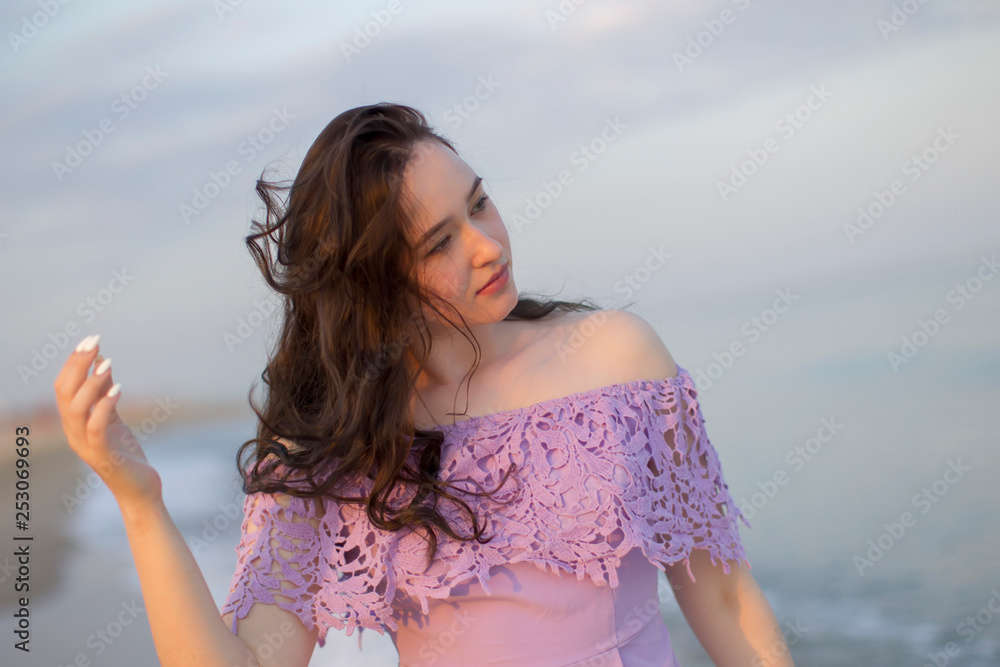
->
xmin=220 ymin=365 xmax=752 ymax=666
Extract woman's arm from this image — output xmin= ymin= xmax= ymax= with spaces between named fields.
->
xmin=53 ymin=339 xmax=317 ymax=666
xmin=118 ymin=496 xmax=311 ymax=667
xmin=664 ymin=549 xmax=795 ymax=667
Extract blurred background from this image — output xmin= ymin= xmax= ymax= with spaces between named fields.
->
xmin=2 ymin=0 xmax=999 ymax=665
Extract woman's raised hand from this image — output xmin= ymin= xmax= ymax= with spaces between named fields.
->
xmin=53 ymin=335 xmax=163 ymax=511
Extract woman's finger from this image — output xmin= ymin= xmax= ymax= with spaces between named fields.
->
xmin=53 ymin=334 xmax=101 ymax=397
xmin=69 ymin=352 xmax=116 ymax=447
xmin=53 ymin=335 xmax=104 ymax=447
xmin=85 ymin=380 xmax=124 ymax=479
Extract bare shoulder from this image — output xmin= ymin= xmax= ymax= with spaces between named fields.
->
xmin=558 ymin=309 xmax=679 ymax=385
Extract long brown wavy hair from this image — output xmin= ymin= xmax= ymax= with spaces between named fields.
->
xmin=236 ymin=102 xmax=606 ymax=568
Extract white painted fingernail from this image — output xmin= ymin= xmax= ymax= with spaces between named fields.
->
xmin=76 ymin=335 xmax=99 ymax=352
xmin=95 ymin=357 xmax=112 ymax=375
xmin=107 ymin=383 xmax=121 ymax=398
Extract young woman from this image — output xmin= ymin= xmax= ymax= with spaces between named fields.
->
xmin=53 ymin=103 xmax=794 ymax=666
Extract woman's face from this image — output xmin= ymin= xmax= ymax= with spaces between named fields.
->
xmin=403 ymin=139 xmax=517 ymax=330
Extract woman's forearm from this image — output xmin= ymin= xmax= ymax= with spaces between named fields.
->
xmin=677 ymin=567 xmax=795 ymax=667
xmin=118 ymin=497 xmax=259 ymax=667
xmin=721 ymin=575 xmax=794 ymax=667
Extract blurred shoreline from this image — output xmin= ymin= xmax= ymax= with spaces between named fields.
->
xmin=0 ymin=399 xmax=260 ymax=665
xmin=0 ymin=397 xmax=251 ymax=607
xmin=0 ymin=396 xmax=253 ymax=465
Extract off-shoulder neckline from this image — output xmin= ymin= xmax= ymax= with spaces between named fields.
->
xmin=425 ymin=365 xmax=692 ymax=430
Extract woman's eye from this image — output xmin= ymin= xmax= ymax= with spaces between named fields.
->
xmin=473 ymin=193 xmax=490 ymax=213
xmin=427 ymin=195 xmax=489 ymax=257
xmin=429 ymin=235 xmax=450 ymax=255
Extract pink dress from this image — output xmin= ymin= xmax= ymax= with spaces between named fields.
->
xmin=220 ymin=365 xmax=752 ymax=666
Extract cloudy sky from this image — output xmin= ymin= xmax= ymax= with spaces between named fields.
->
xmin=2 ymin=0 xmax=998 ymax=413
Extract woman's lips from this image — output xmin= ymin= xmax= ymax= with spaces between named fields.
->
xmin=478 ymin=264 xmax=509 ymax=295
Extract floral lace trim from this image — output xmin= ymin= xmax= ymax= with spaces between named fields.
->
xmin=220 ymin=366 xmax=751 ymax=647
